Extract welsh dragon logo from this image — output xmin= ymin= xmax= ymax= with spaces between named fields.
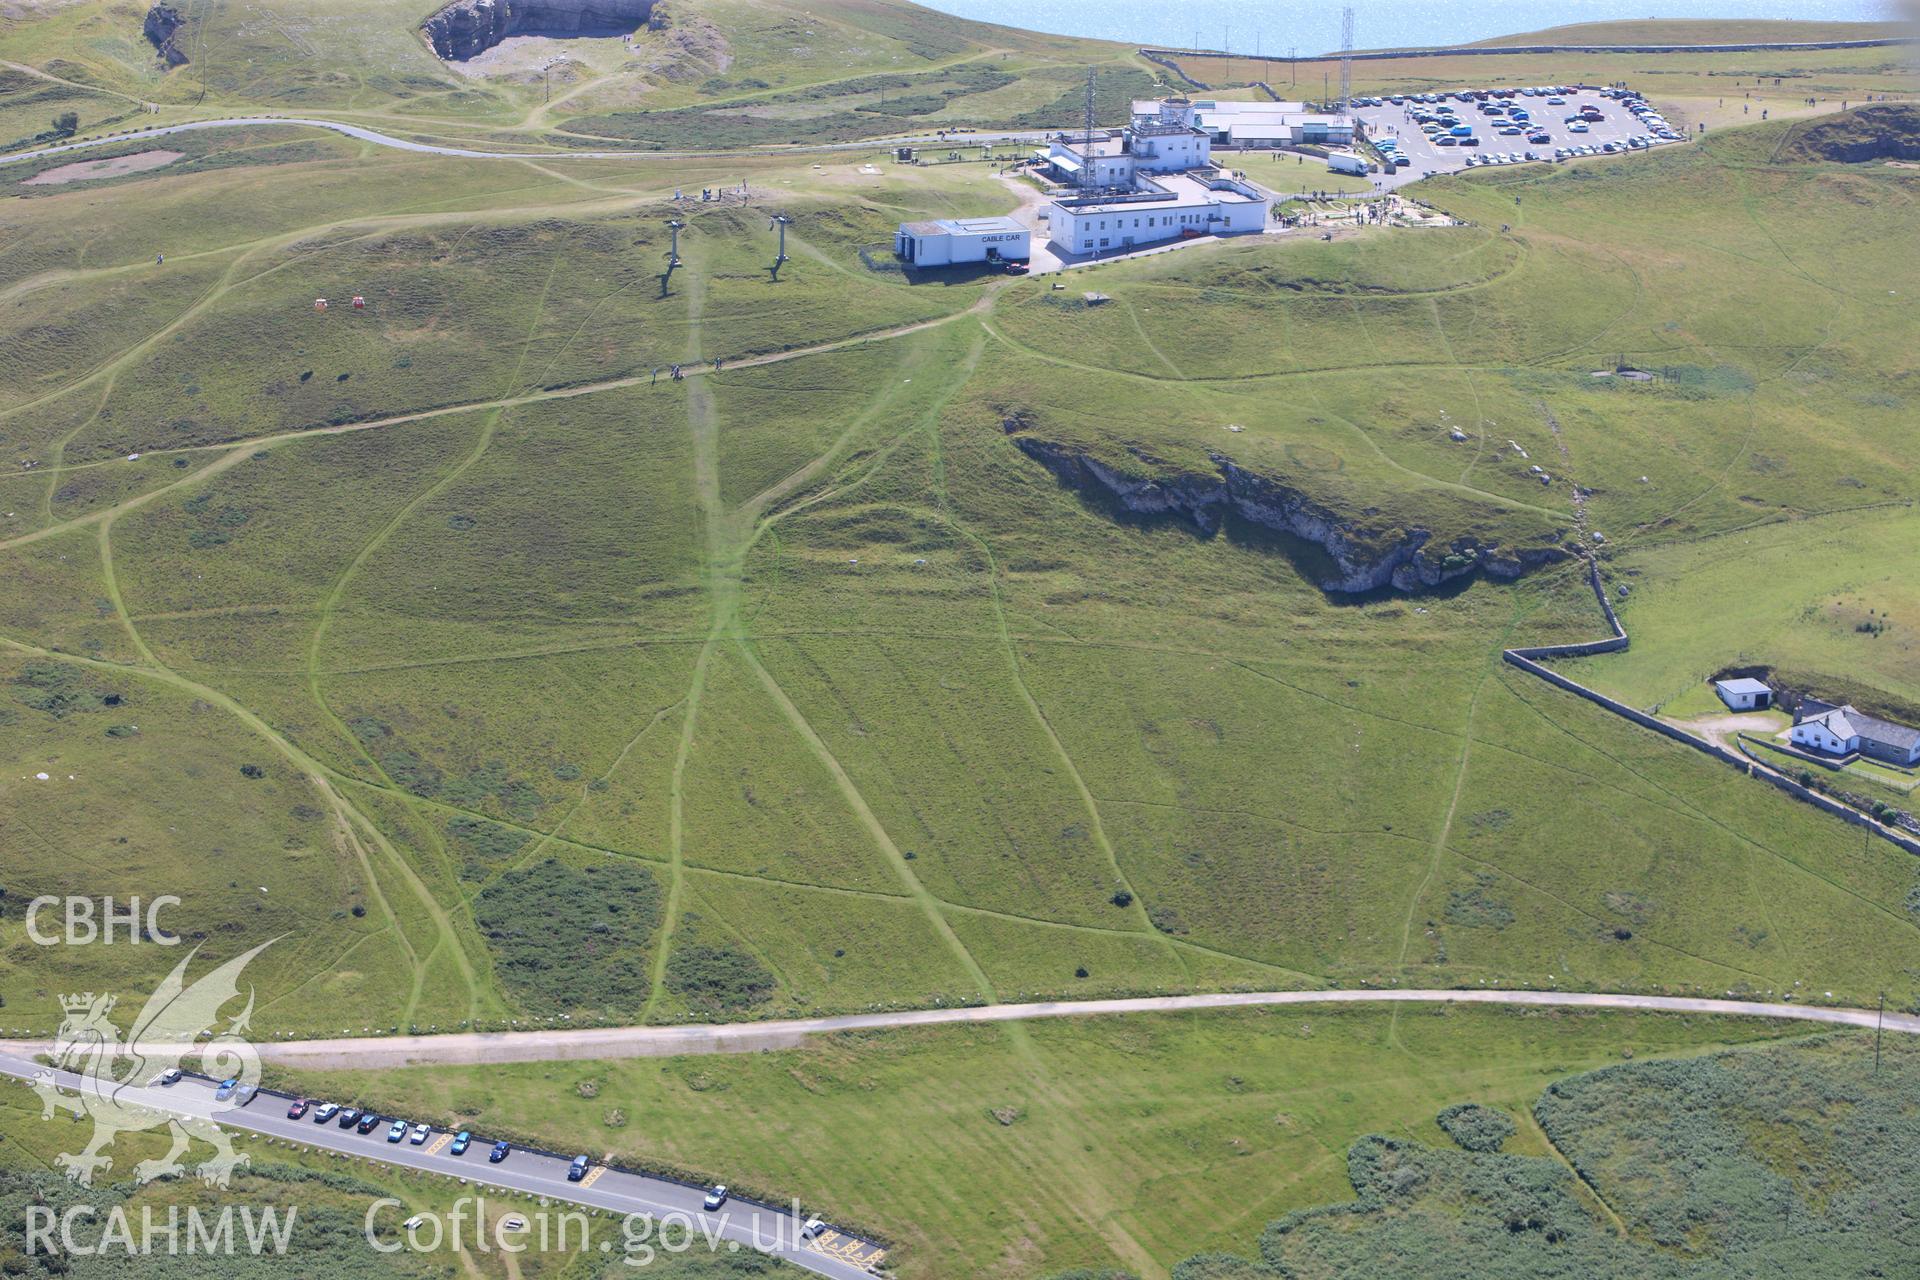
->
xmin=33 ymin=941 xmax=271 ymax=1188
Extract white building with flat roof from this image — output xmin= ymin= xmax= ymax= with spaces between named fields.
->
xmin=1045 ymin=170 xmax=1268 ymax=257
xmin=1035 ymin=98 xmax=1272 ymax=257
xmin=893 ymin=216 xmax=1030 ymax=268
xmin=1172 ymin=98 xmax=1356 ymax=149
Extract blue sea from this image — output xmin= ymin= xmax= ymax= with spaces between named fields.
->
xmin=917 ymin=0 xmax=1897 ymax=57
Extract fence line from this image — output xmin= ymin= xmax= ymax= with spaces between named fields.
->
xmin=1139 ymin=36 xmax=1918 ymax=68
xmin=1502 ymin=562 xmax=1920 ymax=859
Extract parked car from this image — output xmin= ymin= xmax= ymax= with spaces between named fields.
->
xmin=357 ymin=1112 xmax=383 ymax=1133
xmin=409 ymin=1124 xmax=430 ymax=1145
xmin=450 ymin=1131 xmax=471 ymax=1156
xmin=314 ymin=1103 xmax=339 ymax=1123
xmin=703 ymin=1185 xmax=730 ymax=1211
xmin=489 ymin=1141 xmax=511 ymax=1163
xmin=338 ymin=1107 xmax=362 ymax=1128
xmin=800 ymin=1217 xmax=828 ymax=1241
xmin=568 ymin=1155 xmax=591 ymax=1182
xmin=386 ymin=1120 xmax=408 ymax=1143
xmin=235 ymin=1084 xmax=258 ymax=1106
xmin=159 ymin=1068 xmax=182 ymax=1086
xmin=214 ymin=1078 xmax=238 ymax=1101
xmin=287 ymin=1099 xmax=309 ymax=1120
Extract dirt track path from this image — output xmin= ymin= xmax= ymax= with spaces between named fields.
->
xmin=8 ymin=989 xmax=1903 ymax=1071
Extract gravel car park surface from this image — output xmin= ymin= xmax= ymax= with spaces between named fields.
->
xmin=1349 ymin=85 xmax=1683 ymax=181
xmin=0 ymin=1052 xmax=884 ymax=1278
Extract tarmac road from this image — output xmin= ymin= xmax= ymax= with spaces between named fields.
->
xmin=5 ymin=989 xmax=1905 ymax=1072
xmin=0 ymin=116 xmax=1054 ymax=169
xmin=0 ymin=1052 xmax=885 ymax=1278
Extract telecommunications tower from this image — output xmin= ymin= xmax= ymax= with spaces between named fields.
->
xmin=1082 ymin=67 xmax=1097 ymax=194
xmin=1339 ymin=6 xmax=1354 ymax=112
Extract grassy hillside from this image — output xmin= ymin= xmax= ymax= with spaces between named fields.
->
xmin=1206 ymin=1030 xmax=1920 ymax=1280
xmin=5 ymin=107 xmax=1920 ymax=1045
xmin=290 ymin=1006 xmax=1805 ymax=1280
xmin=0 ymin=0 xmax=1134 ymax=150
xmin=1 ymin=7 xmax=1919 ymax=1276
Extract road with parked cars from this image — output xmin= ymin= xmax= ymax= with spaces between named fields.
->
xmin=0 ymin=1051 xmax=885 ymax=1279
xmin=1349 ymin=84 xmax=1685 ymax=184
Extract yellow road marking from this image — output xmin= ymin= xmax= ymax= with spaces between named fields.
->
xmin=579 ymin=1165 xmax=607 ymax=1188
xmin=425 ymin=1133 xmax=452 ymax=1156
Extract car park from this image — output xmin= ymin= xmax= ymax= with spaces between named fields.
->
xmin=409 ymin=1123 xmax=430 ymax=1145
xmin=357 ymin=1112 xmax=382 ymax=1133
xmin=314 ymin=1102 xmax=339 ymax=1123
xmin=287 ymin=1099 xmax=309 ymax=1120
xmin=489 ymin=1140 xmax=511 ymax=1163
xmin=704 ymin=1185 xmax=730 ymax=1211
xmin=214 ymin=1078 xmax=237 ymax=1101
xmin=386 ymin=1120 xmax=408 ymax=1143
xmin=450 ymin=1131 xmax=471 ymax=1156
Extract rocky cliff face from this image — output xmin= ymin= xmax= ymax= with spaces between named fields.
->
xmin=423 ymin=0 xmax=658 ymax=61
xmin=1780 ymin=104 xmax=1920 ymax=164
xmin=1012 ymin=433 xmax=1568 ymax=594
xmin=144 ymin=4 xmax=188 ymax=67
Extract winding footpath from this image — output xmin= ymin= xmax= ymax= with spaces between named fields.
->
xmin=0 ymin=116 xmax=1053 ymax=170
xmin=7 ymin=989 xmax=1909 ymax=1071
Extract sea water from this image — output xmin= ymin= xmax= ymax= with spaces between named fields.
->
xmin=917 ymin=0 xmax=1895 ymax=58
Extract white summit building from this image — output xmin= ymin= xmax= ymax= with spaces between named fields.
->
xmin=1034 ymin=97 xmax=1273 ymax=257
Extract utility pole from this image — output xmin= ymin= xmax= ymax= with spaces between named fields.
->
xmin=768 ymin=214 xmax=791 ymax=279
xmin=1875 ymin=991 xmax=1886 ymax=1073
xmin=1291 ymin=46 xmax=1298 ymax=88
xmin=666 ymin=219 xmax=683 ymax=269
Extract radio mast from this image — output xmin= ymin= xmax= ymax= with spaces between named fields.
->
xmin=1339 ymin=7 xmax=1354 ymax=112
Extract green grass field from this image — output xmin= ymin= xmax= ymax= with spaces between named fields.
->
xmin=5 ymin=97 xmax=1920 ymax=1042
xmin=289 ymin=1005 xmax=1812 ymax=1280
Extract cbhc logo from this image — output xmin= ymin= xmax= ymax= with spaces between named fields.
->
xmin=25 ymin=896 xmax=181 ymax=946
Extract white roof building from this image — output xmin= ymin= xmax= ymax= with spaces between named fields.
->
xmin=1036 ymin=98 xmax=1272 ymax=257
xmin=1713 ymin=677 xmax=1772 ymax=710
xmin=893 ymin=216 xmax=1030 ymax=268
xmin=1790 ymin=701 xmax=1920 ymax=765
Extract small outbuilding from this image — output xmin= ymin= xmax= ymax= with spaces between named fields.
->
xmin=1714 ymin=677 xmax=1772 ymax=711
xmin=894 ymin=217 xmax=1030 ymax=268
